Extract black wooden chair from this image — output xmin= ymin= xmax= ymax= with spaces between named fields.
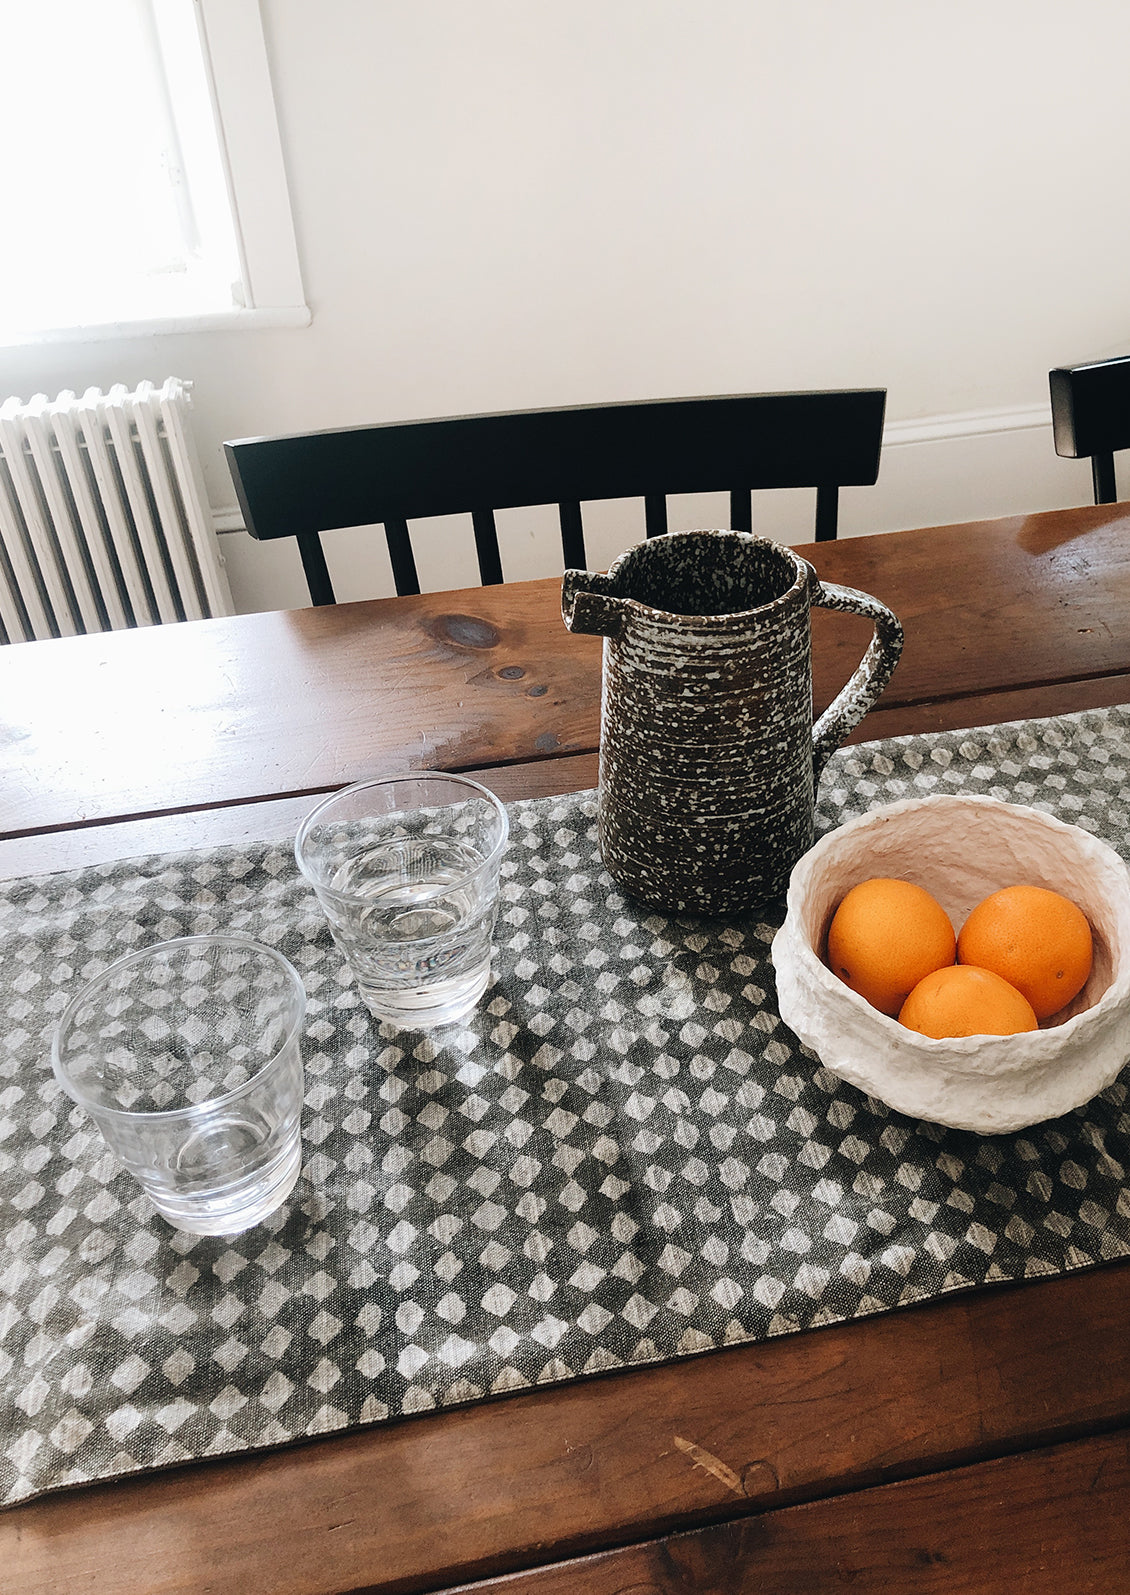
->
xmin=1049 ymin=356 xmax=1130 ymax=504
xmin=224 ymin=390 xmax=887 ymax=605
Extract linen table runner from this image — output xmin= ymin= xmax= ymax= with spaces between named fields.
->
xmin=2 ymin=705 xmax=1130 ymax=1507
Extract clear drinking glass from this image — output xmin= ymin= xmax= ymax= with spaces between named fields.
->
xmin=51 ymin=935 xmax=307 ymax=1236
xmin=295 ymin=772 xmax=510 ymax=1028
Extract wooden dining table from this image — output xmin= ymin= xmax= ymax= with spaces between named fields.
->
xmin=3 ymin=501 xmax=1130 ymax=1593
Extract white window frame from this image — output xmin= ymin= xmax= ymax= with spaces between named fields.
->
xmin=5 ymin=0 xmax=309 ymax=348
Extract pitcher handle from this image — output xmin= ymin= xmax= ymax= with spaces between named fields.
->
xmin=809 ymin=576 xmax=904 ymax=782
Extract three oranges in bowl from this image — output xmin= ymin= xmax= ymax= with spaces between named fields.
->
xmin=825 ymin=878 xmax=1093 ymax=1038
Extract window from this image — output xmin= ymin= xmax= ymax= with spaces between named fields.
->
xmin=0 ymin=0 xmax=307 ymax=345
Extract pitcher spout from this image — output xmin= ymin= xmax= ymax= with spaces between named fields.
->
xmin=562 ymin=569 xmax=627 ymax=638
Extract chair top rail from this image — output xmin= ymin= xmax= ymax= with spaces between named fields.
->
xmin=1050 ymin=355 xmax=1130 ymax=459
xmin=225 ymin=390 xmax=886 ymax=542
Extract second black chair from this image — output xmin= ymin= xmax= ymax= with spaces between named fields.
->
xmin=1049 ymin=355 xmax=1130 ymax=504
xmin=225 ymin=389 xmax=887 ymax=605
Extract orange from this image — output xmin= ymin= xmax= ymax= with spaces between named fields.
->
xmin=825 ymin=878 xmax=956 ymax=1017
xmin=899 ymin=964 xmax=1038 ymax=1038
xmin=956 ymin=884 xmax=1093 ymax=1021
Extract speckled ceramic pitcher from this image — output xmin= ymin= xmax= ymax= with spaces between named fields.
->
xmin=562 ymin=528 xmax=903 ymax=914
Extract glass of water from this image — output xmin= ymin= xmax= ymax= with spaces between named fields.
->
xmin=295 ymin=772 xmax=510 ymax=1028
xmin=52 ymin=935 xmax=306 ymax=1236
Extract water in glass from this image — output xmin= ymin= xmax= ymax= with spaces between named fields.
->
xmin=296 ymin=772 xmax=509 ymax=1029
xmin=327 ymin=835 xmax=496 ymax=1025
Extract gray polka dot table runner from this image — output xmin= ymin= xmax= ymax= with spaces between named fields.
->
xmin=3 ymin=705 xmax=1130 ymax=1507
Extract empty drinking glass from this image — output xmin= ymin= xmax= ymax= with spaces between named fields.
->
xmin=52 ymin=935 xmax=307 ymax=1236
xmin=295 ymin=772 xmax=510 ymax=1028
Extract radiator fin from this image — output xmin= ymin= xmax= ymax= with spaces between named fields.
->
xmin=0 ymin=378 xmax=232 ymax=644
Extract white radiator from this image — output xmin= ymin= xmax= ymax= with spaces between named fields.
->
xmin=0 ymin=377 xmax=232 ymax=644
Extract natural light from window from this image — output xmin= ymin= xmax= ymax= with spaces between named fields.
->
xmin=0 ymin=0 xmax=275 ymax=342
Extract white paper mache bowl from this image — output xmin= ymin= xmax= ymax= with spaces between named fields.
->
xmin=770 ymin=795 xmax=1130 ymax=1134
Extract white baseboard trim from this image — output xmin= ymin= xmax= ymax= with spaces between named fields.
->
xmin=882 ymin=402 xmax=1050 ymax=448
xmin=210 ymin=401 xmax=1057 ymax=534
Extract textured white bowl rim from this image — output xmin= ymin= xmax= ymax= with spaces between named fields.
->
xmin=770 ymin=794 xmax=1130 ymax=1133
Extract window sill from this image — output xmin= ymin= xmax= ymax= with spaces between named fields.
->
xmin=1 ymin=305 xmax=312 ymax=350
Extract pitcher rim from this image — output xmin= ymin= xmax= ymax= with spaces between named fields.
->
xmin=583 ymin=527 xmax=810 ymax=626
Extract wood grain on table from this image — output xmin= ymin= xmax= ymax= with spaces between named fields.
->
xmin=451 ymin=1429 xmax=1130 ymax=1594
xmin=4 ymin=503 xmax=1130 ymax=1594
xmin=5 ymin=503 xmax=1130 ymax=840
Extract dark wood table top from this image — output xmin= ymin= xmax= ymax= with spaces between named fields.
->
xmin=4 ymin=503 xmax=1130 ymax=1594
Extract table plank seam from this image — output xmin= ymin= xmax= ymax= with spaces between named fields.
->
xmin=424 ymin=1419 xmax=1130 ymax=1595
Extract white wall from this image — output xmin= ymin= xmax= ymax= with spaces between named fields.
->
xmin=3 ymin=0 xmax=1128 ymax=612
